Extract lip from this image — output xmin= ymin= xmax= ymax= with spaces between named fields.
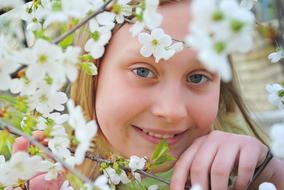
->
xmin=132 ymin=125 xmax=188 ymax=145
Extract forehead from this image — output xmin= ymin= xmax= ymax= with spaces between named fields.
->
xmin=107 ymin=0 xmax=191 ymax=52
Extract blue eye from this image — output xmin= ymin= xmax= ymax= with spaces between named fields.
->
xmin=187 ymin=74 xmax=209 ymax=84
xmin=132 ymin=67 xmax=155 ymax=78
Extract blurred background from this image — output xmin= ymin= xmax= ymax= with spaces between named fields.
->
xmin=230 ymin=0 xmax=284 ymax=132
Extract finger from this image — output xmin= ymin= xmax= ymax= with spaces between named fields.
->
xmin=42 ymin=138 xmax=49 ymax=146
xmin=32 ymin=130 xmax=45 ymax=141
xmin=234 ymin=146 xmax=259 ymax=190
xmin=190 ymin=139 xmax=218 ymax=190
xmin=29 ymin=173 xmax=65 ymax=190
xmin=12 ymin=137 xmax=29 ymax=152
xmin=170 ymin=136 xmax=206 ymax=190
xmin=32 ymin=130 xmax=49 ymax=146
xmin=210 ymin=144 xmax=239 ymax=190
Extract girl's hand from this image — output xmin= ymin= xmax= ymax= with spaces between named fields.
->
xmin=12 ymin=131 xmax=64 ymax=190
xmin=170 ymin=130 xmax=269 ymax=190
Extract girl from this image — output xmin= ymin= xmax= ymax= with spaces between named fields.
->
xmin=13 ymin=0 xmax=284 ymax=189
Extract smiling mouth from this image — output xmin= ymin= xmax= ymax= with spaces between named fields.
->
xmin=132 ymin=125 xmax=188 ymax=144
xmin=139 ymin=128 xmax=177 ymax=139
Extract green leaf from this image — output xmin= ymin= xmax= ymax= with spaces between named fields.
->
xmin=15 ymin=96 xmax=29 ymax=113
xmin=0 ymin=95 xmax=17 ymax=105
xmin=80 ymin=62 xmax=98 ymax=76
xmin=278 ymin=89 xmax=284 ymax=97
xmin=59 ymin=34 xmax=74 ymax=49
xmin=28 ymin=145 xmax=40 ymax=155
xmin=33 ymin=30 xmax=50 ymax=41
xmin=151 ymin=140 xmax=168 ymax=161
xmin=0 ymin=129 xmax=15 ymax=158
xmin=80 ymin=54 xmax=94 ymax=62
xmin=149 ymin=140 xmax=176 ymax=169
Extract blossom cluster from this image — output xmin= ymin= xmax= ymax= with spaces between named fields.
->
xmin=186 ymin=0 xmax=255 ymax=82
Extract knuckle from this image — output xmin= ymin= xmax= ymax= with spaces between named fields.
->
xmin=235 ymin=181 xmax=249 ymax=190
xmin=210 ymin=166 xmax=227 ymax=177
xmin=242 ymin=136 xmax=260 ymax=148
xmin=190 ymin=164 xmax=205 ymax=176
xmin=174 ymin=160 xmax=185 ymax=170
xmin=240 ymin=163 xmax=255 ymax=174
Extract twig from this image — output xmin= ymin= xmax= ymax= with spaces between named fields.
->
xmin=0 ymin=120 xmax=94 ymax=187
xmin=52 ymin=0 xmax=113 ymax=44
xmin=84 ymin=150 xmax=112 ymax=164
xmin=70 ymin=144 xmax=192 ymax=189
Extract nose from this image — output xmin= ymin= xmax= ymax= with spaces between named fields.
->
xmin=151 ymin=84 xmax=188 ymax=123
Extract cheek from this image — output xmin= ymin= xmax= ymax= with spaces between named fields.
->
xmin=95 ymin=72 xmax=148 ymax=139
xmin=189 ymin=89 xmax=220 ymax=130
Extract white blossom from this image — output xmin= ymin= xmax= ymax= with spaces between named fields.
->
xmin=48 ymin=137 xmax=73 ymax=166
xmin=0 ymin=152 xmax=49 ymax=186
xmin=259 ymin=182 xmax=277 ymax=190
xmin=129 ymin=0 xmax=162 ymax=36
xmin=133 ymin=172 xmax=141 ymax=182
xmin=60 ymin=180 xmax=74 ymax=190
xmin=93 ymin=175 xmax=111 ymax=190
xmin=190 ymin=184 xmax=203 ymax=190
xmin=187 ymin=0 xmax=255 ymax=82
xmin=240 ymin=0 xmax=258 ymax=10
xmin=0 ymin=155 xmax=5 ymax=165
xmin=28 ymin=85 xmax=68 ymax=116
xmin=268 ymin=48 xmax=284 ymax=63
xmin=104 ymin=167 xmax=121 ymax=185
xmin=111 ymin=0 xmax=132 ymax=24
xmin=0 ymin=35 xmax=20 ymax=91
xmin=148 ymin=185 xmax=158 ymax=190
xmin=19 ymin=0 xmax=102 ymax=29
xmin=0 ymin=0 xmax=24 ymax=9
xmin=47 ymin=112 xmax=69 ymax=125
xmin=96 ymin=11 xmax=116 ymax=29
xmin=128 ymin=155 xmax=146 ymax=171
xmin=17 ymin=39 xmax=64 ymax=83
xmin=35 ymin=113 xmax=68 ymax=131
xmin=19 ymin=1 xmax=48 ymax=31
xmin=61 ymin=46 xmax=81 ymax=82
xmin=103 ymin=167 xmax=129 ymax=185
xmin=138 ymin=28 xmax=183 ymax=63
xmin=143 ymin=0 xmax=162 ymax=29
xmin=84 ymin=19 xmax=112 ymax=59
xmin=35 ymin=116 xmax=48 ymax=130
xmin=67 ymin=100 xmax=98 ymax=164
xmin=270 ymin=122 xmax=284 ymax=159
xmin=43 ymin=0 xmax=89 ymax=27
xmin=10 ymin=77 xmax=37 ymax=96
xmin=44 ymin=162 xmax=64 ymax=181
xmin=266 ymin=83 xmax=284 ymax=109
xmin=129 ymin=13 xmax=145 ymax=36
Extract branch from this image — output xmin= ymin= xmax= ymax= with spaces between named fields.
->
xmin=52 ymin=0 xmax=114 ymax=44
xmin=82 ymin=150 xmax=192 ymax=189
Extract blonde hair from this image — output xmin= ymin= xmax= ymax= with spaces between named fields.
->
xmin=70 ymin=0 xmax=269 ymax=180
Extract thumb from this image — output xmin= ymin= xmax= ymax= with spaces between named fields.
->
xmin=12 ymin=136 xmax=29 ymax=153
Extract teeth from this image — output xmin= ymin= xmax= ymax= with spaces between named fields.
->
xmin=142 ymin=129 xmax=175 ymax=139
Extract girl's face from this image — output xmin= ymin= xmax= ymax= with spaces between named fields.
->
xmin=95 ymin=0 xmax=221 ymax=161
